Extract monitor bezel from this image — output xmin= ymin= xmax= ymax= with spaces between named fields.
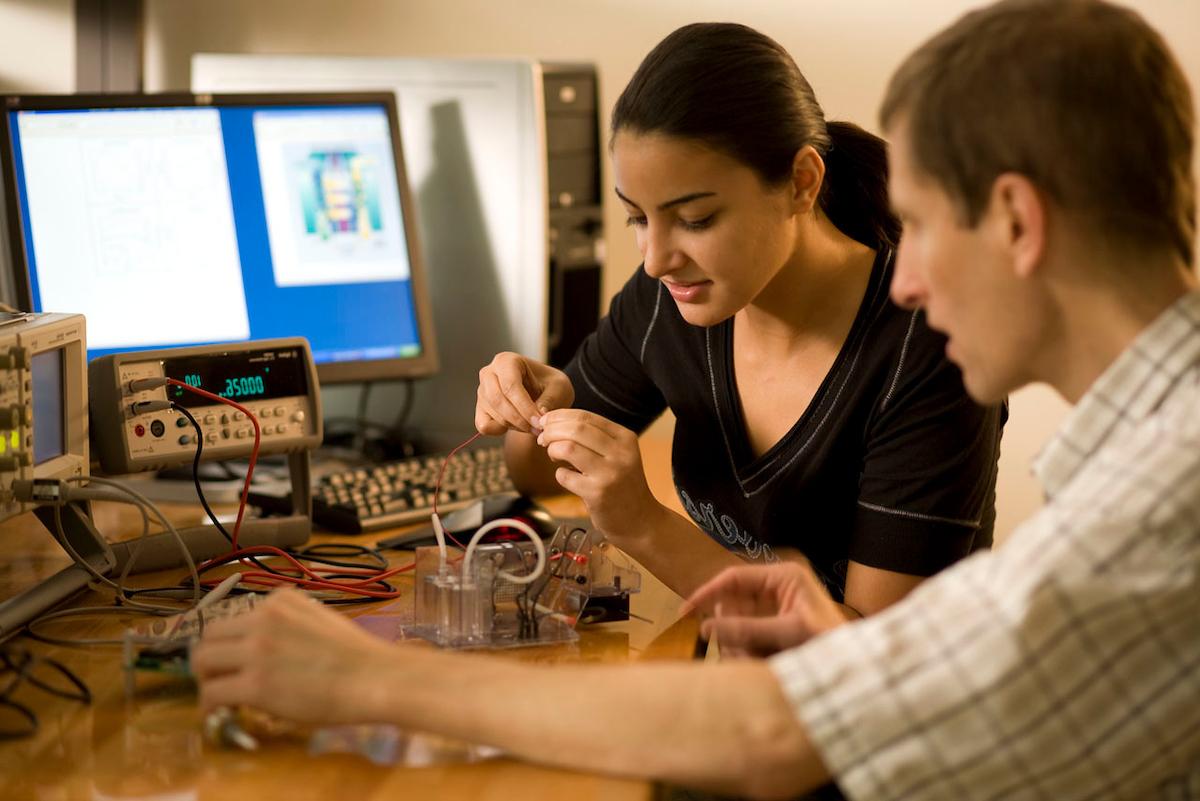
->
xmin=0 ymin=90 xmax=440 ymax=384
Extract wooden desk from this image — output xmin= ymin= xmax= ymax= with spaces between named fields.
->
xmin=0 ymin=434 xmax=694 ymax=800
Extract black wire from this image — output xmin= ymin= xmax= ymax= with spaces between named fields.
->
xmin=137 ymin=415 xmax=396 ymax=602
xmin=0 ymin=648 xmax=90 ymax=703
xmin=172 ymin=404 xmax=234 ymax=545
xmin=528 ymin=527 xmax=587 ymax=625
xmin=290 ymin=543 xmax=388 ymax=570
xmin=354 ymin=381 xmax=374 ymax=453
xmin=0 ymin=644 xmax=91 ymax=739
xmin=0 ymin=697 xmax=36 ymax=740
xmin=390 ymin=378 xmax=415 ymax=440
xmin=0 ymin=642 xmax=90 ymax=705
xmin=172 ymin=403 xmax=282 ymax=579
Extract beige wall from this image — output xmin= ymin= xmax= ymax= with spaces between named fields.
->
xmin=0 ymin=0 xmax=74 ymax=92
xmin=7 ymin=1 xmax=1198 ymax=543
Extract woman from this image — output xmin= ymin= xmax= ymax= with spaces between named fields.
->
xmin=476 ymin=22 xmax=1004 ymax=615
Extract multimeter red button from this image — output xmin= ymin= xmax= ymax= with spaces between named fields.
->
xmin=134 ymin=424 xmax=146 ymax=437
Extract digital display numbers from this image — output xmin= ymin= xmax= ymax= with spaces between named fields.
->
xmin=165 ymin=346 xmax=309 ymax=409
xmin=180 ymin=373 xmax=267 ymax=399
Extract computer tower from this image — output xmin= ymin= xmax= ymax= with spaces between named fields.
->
xmin=190 ymin=55 xmax=605 ymax=446
xmin=541 ymin=64 xmax=604 ymax=369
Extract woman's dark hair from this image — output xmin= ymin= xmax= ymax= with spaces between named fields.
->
xmin=612 ymin=23 xmax=899 ymax=251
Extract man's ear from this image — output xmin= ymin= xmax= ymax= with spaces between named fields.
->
xmin=790 ymin=145 xmax=825 ymax=214
xmin=989 ymin=173 xmax=1046 ymax=279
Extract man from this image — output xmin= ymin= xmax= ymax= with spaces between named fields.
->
xmin=193 ymin=1 xmax=1199 ymax=797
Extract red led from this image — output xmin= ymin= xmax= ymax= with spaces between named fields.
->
xmin=134 ymin=424 xmax=146 ymax=437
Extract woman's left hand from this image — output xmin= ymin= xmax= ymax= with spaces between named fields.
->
xmin=534 ymin=408 xmax=660 ymax=542
xmin=191 ymin=588 xmax=395 ymax=724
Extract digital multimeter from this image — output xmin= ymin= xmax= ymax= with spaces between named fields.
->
xmin=88 ymin=338 xmax=322 ymax=475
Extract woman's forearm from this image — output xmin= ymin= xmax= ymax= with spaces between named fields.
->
xmin=606 ymin=503 xmax=746 ymax=598
xmin=504 ymin=429 xmax=563 ymax=496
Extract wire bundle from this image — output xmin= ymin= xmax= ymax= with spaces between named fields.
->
xmin=167 ymin=378 xmax=413 ymax=602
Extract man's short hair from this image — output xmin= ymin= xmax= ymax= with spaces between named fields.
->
xmin=880 ymin=0 xmax=1195 ymax=267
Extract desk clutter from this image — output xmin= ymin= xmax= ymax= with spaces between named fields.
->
xmin=0 ymin=318 xmax=641 ymax=751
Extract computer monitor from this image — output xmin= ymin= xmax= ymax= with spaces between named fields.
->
xmin=0 ymin=92 xmax=438 ymax=385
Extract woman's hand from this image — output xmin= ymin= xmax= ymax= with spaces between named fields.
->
xmin=476 ymin=352 xmax=575 ymax=436
xmin=534 ymin=408 xmax=662 ymax=542
xmin=683 ymin=562 xmax=849 ymax=658
xmin=191 ymin=589 xmax=396 ymax=724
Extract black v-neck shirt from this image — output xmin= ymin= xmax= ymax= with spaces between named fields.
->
xmin=566 ymin=249 xmax=1005 ymax=599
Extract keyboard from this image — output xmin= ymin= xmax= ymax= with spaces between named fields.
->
xmin=309 ymin=444 xmax=514 ymax=533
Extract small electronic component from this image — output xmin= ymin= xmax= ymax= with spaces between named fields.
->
xmin=204 ymin=706 xmax=260 ymax=751
xmin=122 ymin=593 xmax=260 ymax=688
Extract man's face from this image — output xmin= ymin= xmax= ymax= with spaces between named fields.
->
xmin=887 ymin=121 xmax=1042 ymax=404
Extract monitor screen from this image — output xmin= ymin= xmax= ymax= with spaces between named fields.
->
xmin=0 ymin=92 xmax=438 ymax=383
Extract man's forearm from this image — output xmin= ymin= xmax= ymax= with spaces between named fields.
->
xmin=357 ymin=648 xmax=830 ymax=799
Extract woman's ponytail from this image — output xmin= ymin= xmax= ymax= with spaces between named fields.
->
xmin=820 ymin=122 xmax=901 ymax=250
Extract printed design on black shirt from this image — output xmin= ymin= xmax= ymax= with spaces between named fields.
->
xmin=678 ymin=486 xmax=780 ymax=563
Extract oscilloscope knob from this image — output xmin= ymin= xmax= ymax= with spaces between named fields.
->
xmin=0 ymin=452 xmax=30 ymax=471
xmin=0 ymin=406 xmax=22 ymax=429
xmin=0 ymin=347 xmax=28 ymax=371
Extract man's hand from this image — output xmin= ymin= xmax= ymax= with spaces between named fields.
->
xmin=191 ymin=588 xmax=397 ymax=724
xmin=683 ymin=562 xmax=849 ymax=658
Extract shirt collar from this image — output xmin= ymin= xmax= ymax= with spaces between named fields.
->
xmin=1033 ymin=290 xmax=1200 ymax=499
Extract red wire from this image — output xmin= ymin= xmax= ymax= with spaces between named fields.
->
xmin=432 ymin=432 xmax=484 ymax=550
xmin=166 ymin=378 xmax=260 ymax=549
xmin=163 ymin=384 xmax=491 ymax=601
xmin=197 ymin=544 xmax=416 ymax=598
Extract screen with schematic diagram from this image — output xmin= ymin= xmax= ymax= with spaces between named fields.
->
xmin=0 ymin=92 xmax=438 ymax=384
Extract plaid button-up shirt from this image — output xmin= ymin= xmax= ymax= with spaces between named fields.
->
xmin=771 ymin=291 xmax=1200 ymax=800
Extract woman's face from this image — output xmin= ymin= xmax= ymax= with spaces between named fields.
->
xmin=611 ymin=131 xmax=801 ymax=327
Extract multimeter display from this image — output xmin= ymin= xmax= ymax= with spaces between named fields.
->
xmin=164 ymin=346 xmax=309 ymax=408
